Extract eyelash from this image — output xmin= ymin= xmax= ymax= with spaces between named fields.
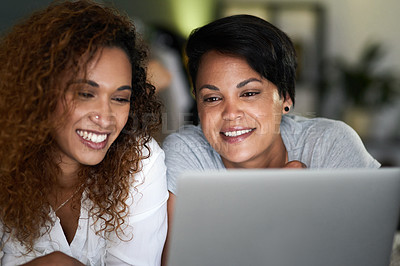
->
xmin=202 ymin=91 xmax=260 ymax=102
xmin=113 ymin=97 xmax=130 ymax=103
xmin=203 ymin=96 xmax=221 ymax=102
xmin=241 ymin=91 xmax=260 ymax=97
xmin=77 ymin=91 xmax=130 ymax=104
xmin=78 ymin=91 xmax=94 ymax=98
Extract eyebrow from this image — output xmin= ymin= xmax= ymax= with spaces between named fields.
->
xmin=72 ymin=79 xmax=132 ymax=91
xmin=116 ymin=85 xmax=133 ymax=91
xmin=236 ymin=78 xmax=262 ymax=88
xmin=198 ymin=84 xmax=219 ymax=92
xmin=198 ymin=78 xmax=262 ymax=92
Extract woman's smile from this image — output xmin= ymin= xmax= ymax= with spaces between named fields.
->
xmin=220 ymin=127 xmax=255 ymax=143
xmin=76 ymin=129 xmax=109 ymax=149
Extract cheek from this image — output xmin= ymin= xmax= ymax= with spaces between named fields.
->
xmin=198 ymin=105 xmax=215 ymax=127
xmin=52 ymin=104 xmax=75 ymax=133
xmin=52 ymin=99 xmax=68 ymax=126
xmin=116 ymin=108 xmax=130 ymax=132
xmin=198 ymin=108 xmax=209 ymax=124
xmin=259 ymin=103 xmax=283 ymax=134
xmin=243 ymin=100 xmax=282 ymax=134
xmin=200 ymin=114 xmax=221 ymax=144
xmin=197 ymin=98 xmax=218 ymax=121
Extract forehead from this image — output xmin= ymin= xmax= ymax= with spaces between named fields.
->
xmin=199 ymin=50 xmax=249 ymax=68
xmin=196 ymin=51 xmax=261 ymax=86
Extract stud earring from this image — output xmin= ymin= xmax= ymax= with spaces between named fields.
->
xmin=95 ymin=115 xmax=99 ymax=119
xmin=284 ymin=106 xmax=290 ymax=112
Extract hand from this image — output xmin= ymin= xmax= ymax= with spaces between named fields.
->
xmin=21 ymin=251 xmax=84 ymax=266
xmin=283 ymin=160 xmax=307 ymax=169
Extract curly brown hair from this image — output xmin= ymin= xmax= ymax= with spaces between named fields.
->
xmin=0 ymin=0 xmax=161 ymax=251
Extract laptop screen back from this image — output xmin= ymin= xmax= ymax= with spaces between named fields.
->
xmin=167 ymin=168 xmax=400 ymax=266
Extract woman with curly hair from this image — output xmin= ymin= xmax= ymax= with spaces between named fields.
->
xmin=0 ymin=0 xmax=168 ymax=265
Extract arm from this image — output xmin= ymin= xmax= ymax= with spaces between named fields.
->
xmin=21 ymin=252 xmax=84 ymax=266
xmin=106 ymin=139 xmax=169 ymax=266
xmin=161 ymin=192 xmax=176 ymax=266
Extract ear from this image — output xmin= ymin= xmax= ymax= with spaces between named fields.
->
xmin=282 ymin=94 xmax=293 ymax=114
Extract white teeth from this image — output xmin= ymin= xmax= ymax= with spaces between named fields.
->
xmin=223 ymin=129 xmax=253 ymax=137
xmin=77 ymin=130 xmax=107 ymax=143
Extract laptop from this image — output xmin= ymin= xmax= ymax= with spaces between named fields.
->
xmin=167 ymin=168 xmax=400 ymax=266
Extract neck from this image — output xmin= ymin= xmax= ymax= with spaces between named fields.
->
xmin=53 ymin=153 xmax=82 ymax=189
xmin=56 ymin=163 xmax=81 ymax=189
xmin=49 ymin=166 xmax=82 ymax=213
xmin=57 ymin=173 xmax=80 ymax=189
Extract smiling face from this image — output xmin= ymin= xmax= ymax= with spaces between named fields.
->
xmin=195 ymin=51 xmax=292 ymax=169
xmin=53 ymin=47 xmax=132 ymax=174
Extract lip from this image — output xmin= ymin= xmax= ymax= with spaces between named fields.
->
xmin=76 ymin=129 xmax=110 ymax=150
xmin=220 ymin=127 xmax=255 ymax=144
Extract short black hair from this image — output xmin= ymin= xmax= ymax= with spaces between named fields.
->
xmin=186 ymin=14 xmax=297 ymax=104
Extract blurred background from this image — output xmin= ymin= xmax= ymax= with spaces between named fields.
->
xmin=1 ymin=0 xmax=399 ymax=166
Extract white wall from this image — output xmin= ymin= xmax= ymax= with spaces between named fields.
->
xmin=323 ymin=0 xmax=400 ymax=71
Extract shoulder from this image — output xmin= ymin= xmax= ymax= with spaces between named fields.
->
xmin=282 ymin=114 xmax=349 ymax=131
xmin=281 ymin=115 xmax=356 ymax=142
xmin=130 ymin=138 xmax=167 ymax=194
xmin=162 ymin=124 xmax=212 ymax=155
xmin=128 ymin=137 xmax=168 ymax=212
xmin=163 ymin=124 xmax=208 ymax=145
xmin=138 ymin=137 xmax=166 ymax=178
xmin=141 ymin=137 xmax=164 ymax=161
xmin=162 ymin=125 xmax=224 ymax=194
xmin=281 ymin=115 xmax=380 ymax=168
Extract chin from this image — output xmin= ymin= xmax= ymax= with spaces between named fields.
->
xmin=223 ymin=154 xmax=253 ymax=166
xmin=80 ymin=160 xmax=104 ymax=166
xmin=78 ymin=154 xmax=107 ymax=166
xmin=224 ymin=148 xmax=253 ymax=160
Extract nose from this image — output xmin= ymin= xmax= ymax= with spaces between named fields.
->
xmin=222 ymin=99 xmax=243 ymax=121
xmin=89 ymin=99 xmax=117 ymax=128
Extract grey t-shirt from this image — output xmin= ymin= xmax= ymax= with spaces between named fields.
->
xmin=162 ymin=115 xmax=381 ymax=195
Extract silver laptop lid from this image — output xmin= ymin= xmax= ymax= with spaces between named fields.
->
xmin=168 ymin=168 xmax=400 ymax=266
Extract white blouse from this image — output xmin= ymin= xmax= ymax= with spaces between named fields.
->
xmin=0 ymin=138 xmax=169 ymax=265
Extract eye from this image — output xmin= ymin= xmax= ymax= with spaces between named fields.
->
xmin=241 ymin=91 xmax=260 ymax=97
xmin=112 ymin=97 xmax=131 ymax=103
xmin=77 ymin=91 xmax=94 ymax=99
xmin=203 ymin=96 xmax=222 ymax=102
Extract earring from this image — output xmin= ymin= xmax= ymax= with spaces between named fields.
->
xmin=95 ymin=115 xmax=99 ymax=119
xmin=284 ymin=106 xmax=290 ymax=112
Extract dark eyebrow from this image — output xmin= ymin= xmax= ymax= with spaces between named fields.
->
xmin=71 ymin=79 xmax=132 ymax=91
xmin=198 ymin=84 xmax=219 ymax=92
xmin=70 ymin=79 xmax=99 ymax=87
xmin=197 ymin=78 xmax=262 ymax=93
xmin=236 ymin=78 xmax=262 ymax=88
xmin=117 ymin=85 xmax=132 ymax=92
